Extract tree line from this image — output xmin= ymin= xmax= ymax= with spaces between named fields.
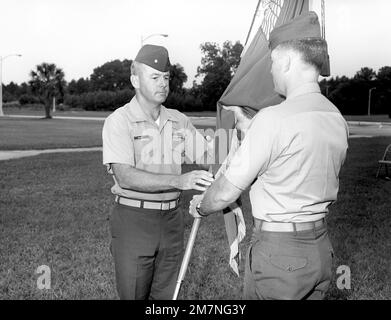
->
xmin=320 ymin=66 xmax=391 ymax=117
xmin=2 ymin=41 xmax=391 ymax=118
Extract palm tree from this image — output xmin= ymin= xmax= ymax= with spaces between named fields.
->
xmin=29 ymin=63 xmax=65 ymax=119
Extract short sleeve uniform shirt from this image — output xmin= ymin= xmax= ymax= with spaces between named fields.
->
xmin=102 ymin=96 xmax=210 ymax=201
xmin=224 ymin=83 xmax=349 ymax=223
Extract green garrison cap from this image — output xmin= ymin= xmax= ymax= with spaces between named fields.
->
xmin=269 ymin=11 xmax=330 ymax=76
xmin=135 ymin=44 xmax=171 ymax=72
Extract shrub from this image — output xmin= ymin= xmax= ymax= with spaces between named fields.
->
xmin=56 ymin=103 xmax=71 ymax=111
xmin=63 ymin=89 xmax=209 ymax=112
xmin=19 ymin=94 xmax=41 ymax=105
xmin=165 ymin=91 xmax=204 ymax=112
xmin=3 ymin=101 xmax=21 ymax=108
xmin=2 ymin=92 xmax=16 ymax=103
xmin=64 ymin=89 xmax=135 ymax=111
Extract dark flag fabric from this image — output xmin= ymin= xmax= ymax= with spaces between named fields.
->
xmin=215 ymin=0 xmax=310 ymax=276
xmin=218 ymin=0 xmax=310 ymax=135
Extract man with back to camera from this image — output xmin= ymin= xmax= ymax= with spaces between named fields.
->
xmin=190 ymin=12 xmax=349 ymax=299
xmin=102 ymin=44 xmax=214 ymax=300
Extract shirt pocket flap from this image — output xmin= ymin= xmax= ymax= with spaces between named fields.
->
xmin=172 ymin=131 xmax=185 ymax=141
xmin=134 ymin=135 xmax=152 ymax=141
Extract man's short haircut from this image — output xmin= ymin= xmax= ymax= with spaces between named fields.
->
xmin=130 ymin=61 xmax=142 ymax=76
xmin=276 ymin=38 xmax=327 ymax=73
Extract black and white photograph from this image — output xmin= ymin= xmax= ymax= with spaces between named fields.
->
xmin=0 ymin=0 xmax=390 ymax=305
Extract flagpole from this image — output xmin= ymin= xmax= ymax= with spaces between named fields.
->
xmin=173 ymin=217 xmax=201 ymax=300
xmin=244 ymin=0 xmax=261 ymax=46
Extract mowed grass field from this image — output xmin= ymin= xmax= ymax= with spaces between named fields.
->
xmin=0 ymin=117 xmax=103 ymax=150
xmin=0 ymin=115 xmax=390 ymax=299
xmin=0 ymin=111 xmax=217 ymax=150
xmin=3 ymin=106 xmax=390 ymax=122
xmin=3 ymin=108 xmax=218 ymax=119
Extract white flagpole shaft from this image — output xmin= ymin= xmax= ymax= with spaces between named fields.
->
xmin=173 ymin=217 xmax=201 ymax=300
xmin=309 ymin=0 xmax=321 ymax=17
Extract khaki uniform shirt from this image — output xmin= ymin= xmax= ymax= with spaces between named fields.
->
xmin=102 ymin=96 xmax=211 ymax=201
xmin=224 ymin=83 xmax=349 ymax=223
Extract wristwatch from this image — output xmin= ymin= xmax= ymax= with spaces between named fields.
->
xmin=196 ymin=202 xmax=208 ymax=217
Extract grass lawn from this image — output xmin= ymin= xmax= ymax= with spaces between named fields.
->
xmin=3 ymin=107 xmax=217 ymax=118
xmin=4 ymin=106 xmax=389 ymax=122
xmin=3 ymin=108 xmax=112 ymax=118
xmin=0 ymin=137 xmax=390 ymax=299
xmin=0 ymin=118 xmax=103 ymax=150
xmin=1 ymin=110 xmax=389 ymax=152
xmin=0 ymin=117 xmax=215 ymax=151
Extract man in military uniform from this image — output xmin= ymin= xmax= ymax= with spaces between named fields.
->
xmin=190 ymin=12 xmax=349 ymax=299
xmin=103 ymin=44 xmax=214 ymax=300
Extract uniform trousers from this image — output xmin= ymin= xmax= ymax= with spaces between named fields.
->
xmin=109 ymin=203 xmax=183 ymax=300
xmin=244 ymin=221 xmax=334 ymax=300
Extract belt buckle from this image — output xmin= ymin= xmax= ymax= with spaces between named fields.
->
xmin=162 ymin=201 xmax=169 ymax=211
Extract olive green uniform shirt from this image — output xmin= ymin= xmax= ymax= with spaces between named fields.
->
xmin=102 ymin=96 xmax=211 ymax=201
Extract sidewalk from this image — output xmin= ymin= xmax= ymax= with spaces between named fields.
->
xmin=349 ymin=121 xmax=391 ymax=127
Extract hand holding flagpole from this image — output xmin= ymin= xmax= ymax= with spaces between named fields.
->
xmin=173 ymin=166 xmax=212 ymax=300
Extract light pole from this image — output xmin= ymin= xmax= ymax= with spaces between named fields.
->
xmin=0 ymin=54 xmax=22 ymax=116
xmin=140 ymin=33 xmax=168 ymax=46
xmin=368 ymin=87 xmax=376 ymax=116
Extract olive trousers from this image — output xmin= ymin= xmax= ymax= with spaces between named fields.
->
xmin=109 ymin=203 xmax=183 ymax=300
xmin=244 ymin=223 xmax=334 ymax=300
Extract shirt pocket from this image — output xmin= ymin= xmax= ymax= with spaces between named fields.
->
xmin=133 ymin=134 xmax=154 ymax=165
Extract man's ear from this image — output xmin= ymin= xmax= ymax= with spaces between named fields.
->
xmin=130 ymin=75 xmax=139 ymax=89
xmin=280 ymin=53 xmax=291 ymax=73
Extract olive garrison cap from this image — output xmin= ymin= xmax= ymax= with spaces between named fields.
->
xmin=269 ymin=11 xmax=330 ymax=76
xmin=134 ymin=44 xmax=171 ymax=72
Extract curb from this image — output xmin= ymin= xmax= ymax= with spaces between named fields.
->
xmin=347 ymin=121 xmax=391 ymax=126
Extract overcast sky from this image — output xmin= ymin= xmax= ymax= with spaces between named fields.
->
xmin=1 ymin=0 xmax=391 ymax=87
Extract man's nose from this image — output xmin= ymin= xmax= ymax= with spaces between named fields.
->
xmin=159 ymin=76 xmax=169 ymax=87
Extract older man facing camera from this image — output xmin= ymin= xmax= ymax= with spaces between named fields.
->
xmin=103 ymin=45 xmax=213 ymax=300
xmin=190 ymin=12 xmax=349 ymax=300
